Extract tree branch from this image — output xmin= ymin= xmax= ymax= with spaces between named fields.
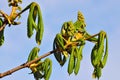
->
xmin=0 ymin=33 xmax=98 ymax=78
xmin=0 ymin=50 xmax=57 ymax=78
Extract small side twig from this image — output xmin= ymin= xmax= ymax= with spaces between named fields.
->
xmin=0 ymin=50 xmax=57 ymax=78
xmin=0 ymin=22 xmax=7 ymax=31
xmin=0 ymin=3 xmax=30 ymax=32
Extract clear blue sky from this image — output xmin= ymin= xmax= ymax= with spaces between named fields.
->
xmin=0 ymin=0 xmax=120 ymax=80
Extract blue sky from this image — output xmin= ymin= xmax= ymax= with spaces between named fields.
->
xmin=0 ymin=0 xmax=120 ymax=80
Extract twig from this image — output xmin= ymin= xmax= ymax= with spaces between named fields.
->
xmin=0 ymin=10 xmax=8 ymax=31
xmin=0 ymin=3 xmax=30 ymax=32
xmin=0 ymin=22 xmax=7 ymax=31
xmin=0 ymin=30 xmax=99 ymax=78
xmin=0 ymin=50 xmax=57 ymax=78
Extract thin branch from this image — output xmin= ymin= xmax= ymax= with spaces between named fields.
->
xmin=0 ymin=33 xmax=99 ymax=78
xmin=0 ymin=9 xmax=24 ymax=32
xmin=0 ymin=3 xmax=30 ymax=32
xmin=0 ymin=22 xmax=7 ymax=31
xmin=0 ymin=50 xmax=57 ymax=78
xmin=0 ymin=10 xmax=9 ymax=20
xmin=0 ymin=10 xmax=8 ymax=31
